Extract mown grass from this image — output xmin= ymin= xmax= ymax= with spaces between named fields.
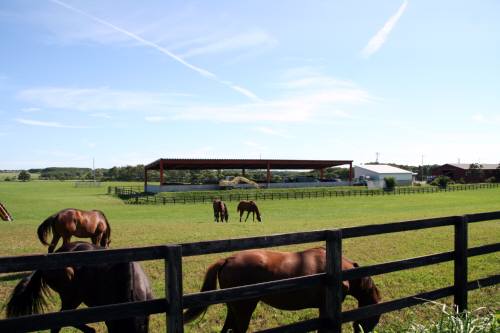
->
xmin=0 ymin=181 xmax=499 ymax=332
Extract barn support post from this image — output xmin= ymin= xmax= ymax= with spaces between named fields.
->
xmin=320 ymin=168 xmax=325 ymax=179
xmin=454 ymin=215 xmax=468 ymax=312
xmin=166 ymin=245 xmax=183 ymax=333
xmin=266 ymin=162 xmax=271 ymax=186
xmin=144 ymin=168 xmax=148 ymax=192
xmin=324 ymin=229 xmax=342 ymax=333
xmin=348 ymin=162 xmax=353 ymax=184
xmin=160 ymin=159 xmax=165 ymax=185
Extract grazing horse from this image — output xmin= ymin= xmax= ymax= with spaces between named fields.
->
xmin=6 ymin=242 xmax=153 ymax=333
xmin=213 ymin=199 xmax=229 ymax=223
xmin=237 ymin=200 xmax=261 ymax=222
xmin=184 ymin=247 xmax=382 ymax=333
xmin=37 ymin=208 xmax=111 ymax=253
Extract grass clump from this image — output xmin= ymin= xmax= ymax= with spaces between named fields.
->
xmin=373 ymin=304 xmax=498 ymax=333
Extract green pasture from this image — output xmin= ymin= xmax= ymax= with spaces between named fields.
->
xmin=0 ymin=181 xmax=499 ymax=332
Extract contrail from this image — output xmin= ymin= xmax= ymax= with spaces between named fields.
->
xmin=49 ymin=0 xmax=262 ymax=102
xmin=362 ymin=0 xmax=408 ymax=58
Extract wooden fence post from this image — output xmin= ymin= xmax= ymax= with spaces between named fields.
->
xmin=166 ymin=245 xmax=183 ymax=333
xmin=454 ymin=215 xmax=468 ymax=312
xmin=325 ymin=229 xmax=343 ymax=333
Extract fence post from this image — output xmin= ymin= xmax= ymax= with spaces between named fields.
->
xmin=166 ymin=245 xmax=183 ymax=333
xmin=454 ymin=215 xmax=468 ymax=312
xmin=325 ymin=229 xmax=342 ymax=333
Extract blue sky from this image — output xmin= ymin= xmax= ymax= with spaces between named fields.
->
xmin=1 ymin=0 xmax=499 ymax=169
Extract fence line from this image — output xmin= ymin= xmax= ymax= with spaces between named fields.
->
xmin=0 ymin=211 xmax=499 ymax=332
xmin=113 ymin=183 xmax=499 ymax=205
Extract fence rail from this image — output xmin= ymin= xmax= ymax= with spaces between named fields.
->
xmin=112 ymin=183 xmax=500 ymax=205
xmin=1 ymin=211 xmax=499 ymax=332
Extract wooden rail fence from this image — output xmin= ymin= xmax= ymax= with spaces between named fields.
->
xmin=113 ymin=183 xmax=500 ymax=205
xmin=0 ymin=211 xmax=499 ymax=332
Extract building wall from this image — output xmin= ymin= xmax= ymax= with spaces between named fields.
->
xmin=354 ymin=167 xmax=412 ymax=185
xmin=433 ymin=165 xmax=497 ymax=183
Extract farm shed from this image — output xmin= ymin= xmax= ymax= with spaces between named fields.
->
xmin=354 ymin=164 xmax=414 ymax=186
xmin=144 ymin=158 xmax=353 ymax=193
xmin=432 ymin=163 xmax=500 ymax=183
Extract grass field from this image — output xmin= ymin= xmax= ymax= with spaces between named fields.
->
xmin=0 ymin=180 xmax=499 ymax=332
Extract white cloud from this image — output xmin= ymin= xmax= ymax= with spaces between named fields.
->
xmin=472 ymin=113 xmax=500 ymax=124
xmin=362 ymin=0 xmax=408 ymax=58
xmin=15 ymin=118 xmax=88 ymax=128
xmin=49 ymin=0 xmax=261 ymax=101
xmin=179 ymin=30 xmax=276 ymax=58
xmin=17 ymin=69 xmax=373 ymax=124
xmin=90 ymin=113 xmax=112 ymax=119
xmin=20 ymin=107 xmax=41 ymax=113
xmin=18 ymin=87 xmax=187 ymax=112
xmin=254 ymin=126 xmax=293 ymax=139
xmin=145 ymin=116 xmax=168 ymax=122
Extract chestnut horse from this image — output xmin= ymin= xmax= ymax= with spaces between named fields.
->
xmin=37 ymin=208 xmax=111 ymax=253
xmin=237 ymin=200 xmax=261 ymax=222
xmin=6 ymin=242 xmax=153 ymax=333
xmin=184 ymin=247 xmax=382 ymax=333
xmin=213 ymin=199 xmax=229 ymax=223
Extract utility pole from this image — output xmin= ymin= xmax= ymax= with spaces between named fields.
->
xmin=92 ymin=158 xmax=96 ymax=183
xmin=376 ymin=152 xmax=380 ymax=164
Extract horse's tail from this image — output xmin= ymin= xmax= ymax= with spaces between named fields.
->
xmin=183 ymin=259 xmax=226 ymax=323
xmin=254 ymin=203 xmax=261 ymax=222
xmin=6 ymin=270 xmax=48 ymax=317
xmin=236 ymin=202 xmax=242 ymax=213
xmin=99 ymin=210 xmax=111 ymax=247
xmin=37 ymin=214 xmax=56 ymax=246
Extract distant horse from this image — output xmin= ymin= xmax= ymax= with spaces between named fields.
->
xmin=37 ymin=208 xmax=111 ymax=253
xmin=7 ymin=242 xmax=153 ymax=333
xmin=236 ymin=200 xmax=261 ymax=222
xmin=184 ymin=247 xmax=382 ymax=333
xmin=213 ymin=199 xmax=229 ymax=223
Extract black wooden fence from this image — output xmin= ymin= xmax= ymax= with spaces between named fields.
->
xmin=113 ymin=183 xmax=500 ymax=205
xmin=0 ymin=211 xmax=499 ymax=332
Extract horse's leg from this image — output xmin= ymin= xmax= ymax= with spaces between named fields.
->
xmin=222 ymin=300 xmax=258 ymax=333
xmin=239 ymin=210 xmax=243 ymax=222
xmin=48 ymin=234 xmax=61 ymax=253
xmin=245 ymin=211 xmax=250 ymax=222
xmin=51 ymin=296 xmax=95 ymax=333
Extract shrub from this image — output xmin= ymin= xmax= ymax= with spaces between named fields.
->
xmin=431 ymin=176 xmax=451 ymax=189
xmin=384 ymin=177 xmax=396 ymax=191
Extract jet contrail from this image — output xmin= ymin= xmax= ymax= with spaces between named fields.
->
xmin=362 ymin=0 xmax=408 ymax=58
xmin=49 ymin=0 xmax=262 ymax=102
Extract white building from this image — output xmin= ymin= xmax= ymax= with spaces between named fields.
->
xmin=354 ymin=164 xmax=414 ymax=186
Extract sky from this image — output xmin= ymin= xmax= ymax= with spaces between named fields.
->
xmin=1 ymin=0 xmax=499 ymax=169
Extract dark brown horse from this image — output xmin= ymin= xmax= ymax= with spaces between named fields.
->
xmin=37 ymin=208 xmax=111 ymax=253
xmin=184 ymin=247 xmax=382 ymax=333
xmin=237 ymin=200 xmax=261 ymax=222
xmin=6 ymin=242 xmax=153 ymax=333
xmin=213 ymin=199 xmax=229 ymax=223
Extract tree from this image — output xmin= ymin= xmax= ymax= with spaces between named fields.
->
xmin=18 ymin=170 xmax=31 ymax=182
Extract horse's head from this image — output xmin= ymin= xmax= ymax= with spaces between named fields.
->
xmin=351 ymin=276 xmax=382 ymax=333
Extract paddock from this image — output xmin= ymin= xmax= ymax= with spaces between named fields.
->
xmin=0 ymin=211 xmax=498 ymax=332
